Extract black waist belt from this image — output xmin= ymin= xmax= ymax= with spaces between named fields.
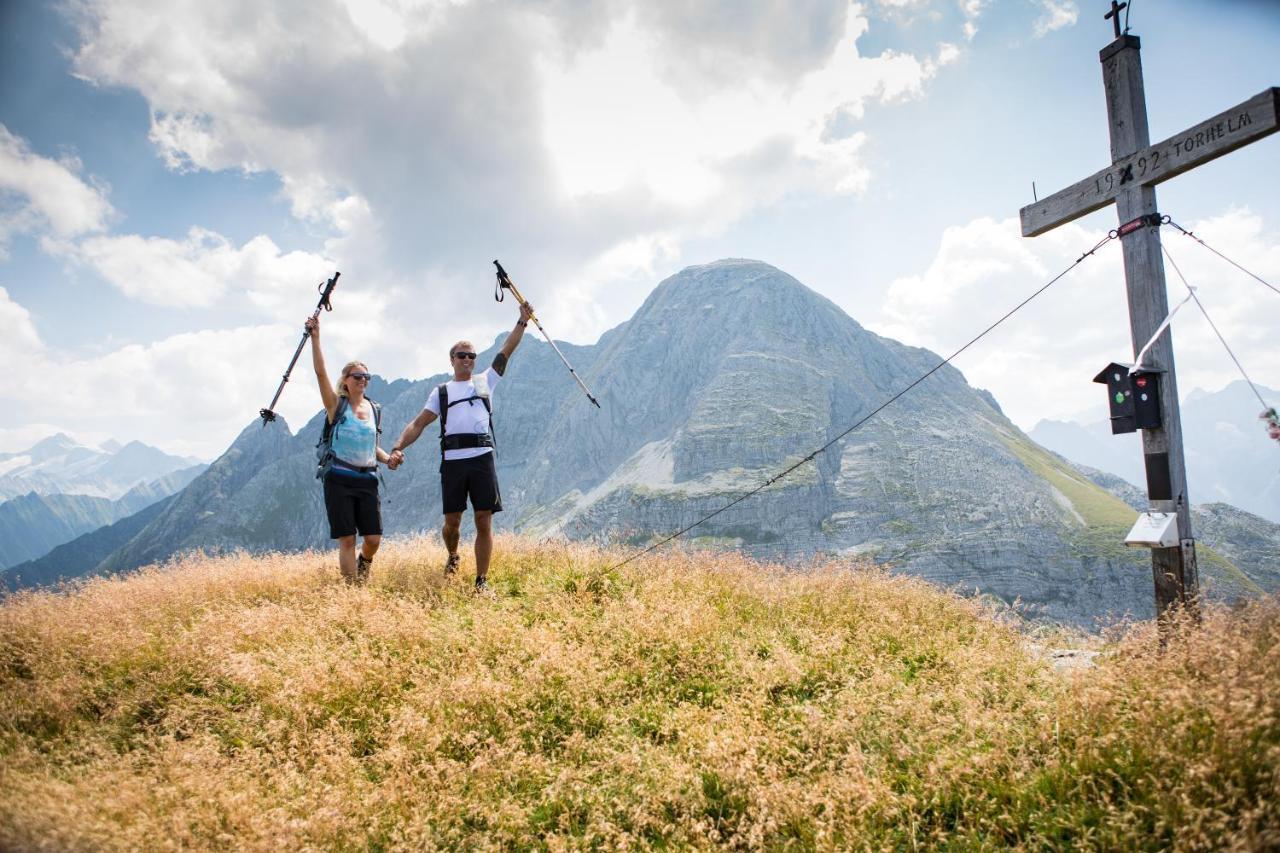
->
xmin=441 ymin=433 xmax=494 ymax=451
xmin=332 ymin=458 xmax=377 ymax=474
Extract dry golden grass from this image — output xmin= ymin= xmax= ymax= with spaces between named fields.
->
xmin=1 ymin=535 xmax=1277 ymax=850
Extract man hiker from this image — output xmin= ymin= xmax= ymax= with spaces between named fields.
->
xmin=388 ymin=301 xmax=534 ymax=591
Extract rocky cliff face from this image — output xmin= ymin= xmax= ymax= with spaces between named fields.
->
xmin=60 ymin=260 xmax=1278 ymax=627
xmin=98 ymin=419 xmax=303 ymax=572
xmin=500 ymin=261 xmax=1175 ymax=624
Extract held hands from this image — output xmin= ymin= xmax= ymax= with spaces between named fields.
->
xmin=387 ymin=449 xmax=405 ymax=469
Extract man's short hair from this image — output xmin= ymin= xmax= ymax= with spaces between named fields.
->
xmin=449 ymin=340 xmax=474 ymax=359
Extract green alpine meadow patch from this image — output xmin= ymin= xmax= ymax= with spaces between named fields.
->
xmin=1 ymin=536 xmax=1277 ymax=849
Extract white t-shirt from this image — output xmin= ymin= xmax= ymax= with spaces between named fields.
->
xmin=425 ymin=368 xmax=501 ymax=460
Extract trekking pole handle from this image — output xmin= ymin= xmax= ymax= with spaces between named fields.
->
xmin=302 ymin=272 xmax=340 ymax=337
xmin=493 ymin=260 xmax=537 ymax=321
xmin=315 ymin=271 xmax=340 ymax=315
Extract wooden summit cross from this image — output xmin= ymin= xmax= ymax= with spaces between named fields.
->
xmin=1019 ymin=4 xmax=1279 ymax=618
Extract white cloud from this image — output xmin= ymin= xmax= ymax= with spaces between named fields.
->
xmin=65 ymin=0 xmax=963 ymax=322
xmin=958 ymin=0 xmax=987 ymax=39
xmin=1033 ymin=0 xmax=1077 ymax=38
xmin=0 ymin=313 xmax=321 ymax=459
xmin=0 ymin=285 xmax=45 ymax=361
xmin=9 ymin=0 xmax=990 ymax=457
xmin=0 ymin=272 xmax=424 ymax=458
xmin=873 ymin=209 xmax=1280 ymax=430
xmin=70 ymin=228 xmax=336 ymax=309
xmin=0 ymin=126 xmax=114 ymax=256
xmin=540 ymin=9 xmax=962 ymax=212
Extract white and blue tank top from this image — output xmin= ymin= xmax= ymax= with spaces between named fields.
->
xmin=330 ymin=401 xmax=377 ymax=471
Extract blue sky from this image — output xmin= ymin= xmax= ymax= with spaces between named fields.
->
xmin=1 ymin=0 xmax=1277 ymax=459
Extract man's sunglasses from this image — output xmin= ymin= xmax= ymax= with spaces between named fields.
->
xmin=452 ymin=352 xmax=477 ymax=360
xmin=347 ymin=372 xmax=372 ymax=381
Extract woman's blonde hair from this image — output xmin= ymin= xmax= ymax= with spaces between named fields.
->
xmin=335 ymin=361 xmax=369 ymax=398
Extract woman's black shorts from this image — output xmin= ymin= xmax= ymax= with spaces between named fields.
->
xmin=323 ymin=469 xmax=382 ymax=538
xmin=440 ymin=452 xmax=503 ymax=515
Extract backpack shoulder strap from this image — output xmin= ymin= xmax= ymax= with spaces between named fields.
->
xmin=368 ymin=398 xmax=382 ymax=463
xmin=321 ymin=396 xmax=349 ymax=443
xmin=437 ymin=383 xmax=450 ymax=433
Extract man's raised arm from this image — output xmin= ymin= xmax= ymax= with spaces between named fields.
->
xmin=492 ymin=302 xmax=535 ymax=376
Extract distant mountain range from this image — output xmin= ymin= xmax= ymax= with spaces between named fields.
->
xmin=0 ymin=434 xmax=204 ymax=501
xmin=2 ymin=495 xmax=176 ymax=591
xmin=1030 ymin=381 xmax=1280 ymax=524
xmin=6 ymin=260 xmax=1277 ymax=628
xmin=0 ymin=465 xmax=205 ymax=570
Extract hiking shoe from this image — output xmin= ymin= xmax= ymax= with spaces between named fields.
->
xmin=444 ymin=553 xmax=460 ymax=576
xmin=356 ymin=554 xmax=372 ymax=585
xmin=474 ymin=576 xmax=490 ymax=594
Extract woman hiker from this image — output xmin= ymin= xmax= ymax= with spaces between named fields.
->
xmin=306 ymin=314 xmax=392 ymax=584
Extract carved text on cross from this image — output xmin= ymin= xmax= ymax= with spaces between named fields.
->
xmin=1020 ymin=88 xmax=1279 ymax=237
xmin=1105 ymin=1 xmax=1128 ymax=39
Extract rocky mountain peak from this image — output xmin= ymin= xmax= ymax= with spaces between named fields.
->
xmin=229 ymin=417 xmax=294 ymax=450
xmin=638 ymin=259 xmax=849 ymax=329
xmin=28 ymin=433 xmax=83 ymax=460
xmin=113 ymin=440 xmax=168 ymax=460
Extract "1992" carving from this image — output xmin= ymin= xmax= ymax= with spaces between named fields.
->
xmin=1094 ymin=110 xmax=1255 ymax=196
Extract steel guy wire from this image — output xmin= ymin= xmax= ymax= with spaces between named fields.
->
xmin=1161 ymin=243 xmax=1274 ymax=415
xmin=606 ymin=231 xmax=1119 ymax=571
xmin=1166 ymin=218 xmax=1280 ymax=299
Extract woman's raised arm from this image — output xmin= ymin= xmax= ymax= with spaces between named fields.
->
xmin=306 ymin=316 xmax=339 ymax=421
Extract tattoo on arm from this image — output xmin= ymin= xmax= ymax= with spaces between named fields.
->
xmin=492 ymin=352 xmax=508 ymax=376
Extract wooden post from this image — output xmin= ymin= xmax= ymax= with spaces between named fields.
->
xmin=1101 ymin=36 xmax=1199 ymax=616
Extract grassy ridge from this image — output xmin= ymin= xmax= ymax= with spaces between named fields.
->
xmin=999 ymin=429 xmax=1262 ymax=596
xmin=1 ymin=537 xmax=1277 ymax=849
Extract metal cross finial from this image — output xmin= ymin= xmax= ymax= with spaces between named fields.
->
xmin=1105 ymin=0 xmax=1128 ymax=38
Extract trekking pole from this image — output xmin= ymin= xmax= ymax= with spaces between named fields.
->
xmin=259 ymin=271 xmax=341 ymax=426
xmin=494 ymin=260 xmax=600 ymax=408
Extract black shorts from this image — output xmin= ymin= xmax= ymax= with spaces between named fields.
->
xmin=441 ymin=452 xmax=503 ymax=515
xmin=323 ymin=470 xmax=382 ymax=538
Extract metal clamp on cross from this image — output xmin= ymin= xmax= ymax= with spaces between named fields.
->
xmin=1019 ymin=8 xmax=1279 ymax=620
